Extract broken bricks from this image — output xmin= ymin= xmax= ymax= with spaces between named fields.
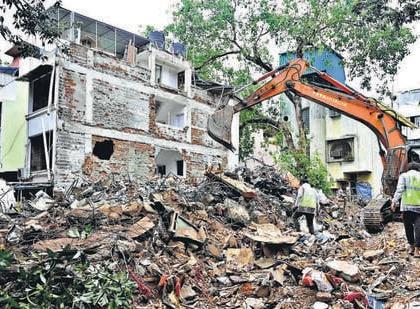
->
xmin=226 ymin=247 xmax=255 ymax=272
xmin=2 ymin=167 xmax=420 ymax=308
xmin=126 ymin=216 xmax=155 ymax=239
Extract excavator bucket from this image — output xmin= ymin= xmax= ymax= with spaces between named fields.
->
xmin=207 ymin=105 xmax=235 ymax=151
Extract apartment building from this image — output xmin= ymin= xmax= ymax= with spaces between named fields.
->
xmin=0 ymin=6 xmax=239 ymax=192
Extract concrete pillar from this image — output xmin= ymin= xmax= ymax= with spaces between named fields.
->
xmin=149 ymin=50 xmax=156 ymax=86
xmin=184 ymin=65 xmax=192 ymax=98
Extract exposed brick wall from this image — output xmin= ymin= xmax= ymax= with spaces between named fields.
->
xmin=148 ymin=95 xmax=157 ymax=133
xmin=68 ymin=44 xmax=89 ymax=66
xmin=68 ymin=43 xmax=150 ymax=83
xmin=51 ymin=44 xmax=230 ymax=190
xmin=191 ymin=127 xmax=224 ymax=150
xmin=85 ymin=136 xmax=155 ymax=183
xmin=92 ymin=79 xmax=149 ymax=132
xmin=58 ymin=68 xmax=86 ymax=122
xmin=55 ymin=123 xmax=87 ymax=188
xmin=155 ymin=124 xmax=188 ymax=143
xmin=186 ymin=151 xmax=223 ymax=180
xmin=191 ymin=108 xmax=208 ymax=129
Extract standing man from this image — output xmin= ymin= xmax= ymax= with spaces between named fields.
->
xmin=293 ymin=178 xmax=319 ymax=234
xmin=391 ymin=162 xmax=420 ymax=257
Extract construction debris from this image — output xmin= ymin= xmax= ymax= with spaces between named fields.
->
xmin=1 ymin=168 xmax=419 ymax=308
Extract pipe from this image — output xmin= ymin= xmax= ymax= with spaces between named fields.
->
xmin=41 ymin=117 xmax=51 ymax=182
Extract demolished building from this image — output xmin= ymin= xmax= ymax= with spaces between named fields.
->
xmin=0 ymin=6 xmax=239 ymax=192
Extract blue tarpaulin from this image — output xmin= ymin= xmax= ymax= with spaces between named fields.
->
xmin=367 ymin=295 xmax=385 ymax=309
xmin=356 ymin=182 xmax=372 ymax=202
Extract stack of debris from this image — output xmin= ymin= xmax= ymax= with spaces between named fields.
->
xmin=0 ymin=169 xmax=419 ymax=308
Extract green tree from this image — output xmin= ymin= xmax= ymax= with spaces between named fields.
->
xmin=167 ymin=0 xmax=418 ymax=156
xmin=0 ymin=0 xmax=61 ymax=56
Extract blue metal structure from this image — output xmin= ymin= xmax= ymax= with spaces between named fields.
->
xmin=279 ymin=49 xmax=346 ymax=83
xmin=148 ymin=31 xmax=165 ymax=49
xmin=0 ymin=66 xmax=19 ymax=76
xmin=172 ymin=43 xmax=186 ymax=57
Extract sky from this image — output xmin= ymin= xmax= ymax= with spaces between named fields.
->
xmin=0 ymin=0 xmax=177 ymax=62
xmin=54 ymin=0 xmax=176 ymax=34
xmin=0 ymin=1 xmax=419 ymax=94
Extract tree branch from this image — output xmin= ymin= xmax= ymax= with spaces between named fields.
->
xmin=195 ymin=50 xmax=241 ymax=70
xmin=240 ymin=117 xmax=295 ymax=151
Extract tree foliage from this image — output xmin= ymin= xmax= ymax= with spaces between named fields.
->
xmin=168 ymin=0 xmax=418 ymax=93
xmin=0 ymin=249 xmax=136 ymax=308
xmin=167 ymin=0 xmax=419 ymax=150
xmin=0 ymin=0 xmax=61 ymax=56
xmin=273 ymin=150 xmax=332 ymax=194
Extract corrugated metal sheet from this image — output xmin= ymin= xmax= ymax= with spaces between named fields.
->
xmin=279 ymin=49 xmax=346 ymax=83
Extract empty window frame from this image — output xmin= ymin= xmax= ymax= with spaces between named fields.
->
xmin=302 ymin=107 xmax=310 ymax=132
xmin=329 ymin=109 xmax=341 ymax=118
xmin=157 ymin=165 xmax=166 ymax=176
xmin=30 ymin=132 xmax=53 ymax=172
xmin=410 ymin=115 xmax=420 ymax=127
xmin=327 ymin=138 xmax=354 ymax=162
xmin=178 ymin=71 xmax=185 ymax=90
xmin=155 ymin=150 xmax=184 ymax=177
xmin=155 ymin=64 xmax=162 ymax=84
xmin=31 ymin=70 xmax=54 ymax=112
xmin=155 ymin=100 xmax=186 ymax=128
xmin=176 ymin=160 xmax=184 ymax=176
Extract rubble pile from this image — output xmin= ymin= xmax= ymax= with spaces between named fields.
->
xmin=0 ymin=170 xmax=419 ymax=308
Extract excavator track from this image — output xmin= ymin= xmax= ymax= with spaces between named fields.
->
xmin=362 ymin=197 xmax=393 ymax=232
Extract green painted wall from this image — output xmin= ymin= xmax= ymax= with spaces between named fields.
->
xmin=0 ymin=81 xmax=28 ymax=172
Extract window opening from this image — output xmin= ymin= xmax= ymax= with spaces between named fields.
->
xmin=327 ymin=138 xmax=354 ymax=162
xmin=157 ymin=165 xmax=166 ymax=176
xmin=155 ymin=64 xmax=162 ymax=84
xmin=32 ymin=72 xmax=53 ymax=112
xmin=92 ymin=140 xmax=114 ymax=160
xmin=176 ymin=160 xmax=184 ymax=176
xmin=302 ymin=107 xmax=310 ymax=132
xmin=30 ymin=132 xmax=52 ymax=171
xmin=178 ymin=71 xmax=185 ymax=90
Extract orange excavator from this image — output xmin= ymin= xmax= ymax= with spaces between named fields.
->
xmin=207 ymin=58 xmax=420 ymax=231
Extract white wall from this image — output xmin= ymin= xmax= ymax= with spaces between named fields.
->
xmin=155 ymin=100 xmax=186 ymax=128
xmin=155 ymin=149 xmax=184 ymax=176
xmin=160 ymin=65 xmax=179 ymax=89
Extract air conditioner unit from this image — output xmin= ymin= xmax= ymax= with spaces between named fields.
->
xmin=330 ymin=150 xmax=343 ymax=158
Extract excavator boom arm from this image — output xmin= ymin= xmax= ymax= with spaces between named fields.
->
xmin=208 ymin=58 xmax=408 ymax=155
xmin=206 ymin=58 xmax=414 ymax=231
